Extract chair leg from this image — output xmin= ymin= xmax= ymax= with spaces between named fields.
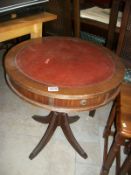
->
xmin=106 ymin=0 xmax=120 ymax=49
xmin=103 ymin=101 xmax=117 ymax=163
xmin=100 ymin=133 xmax=124 ymax=175
xmin=122 ymin=141 xmax=131 ymax=175
xmin=73 ymin=0 xmax=80 ymax=37
xmin=116 ymin=147 xmax=121 ymax=175
xmin=120 ymin=153 xmax=131 ymax=175
xmin=128 ymin=167 xmax=131 ymax=175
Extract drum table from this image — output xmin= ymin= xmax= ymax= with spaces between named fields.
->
xmin=5 ymin=37 xmax=124 ymax=160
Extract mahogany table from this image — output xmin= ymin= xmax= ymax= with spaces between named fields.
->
xmin=5 ymin=37 xmax=125 ymax=160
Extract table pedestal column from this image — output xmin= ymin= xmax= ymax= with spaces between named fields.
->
xmin=29 ymin=111 xmax=88 ymax=159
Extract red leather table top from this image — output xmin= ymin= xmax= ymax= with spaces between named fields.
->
xmin=16 ymin=37 xmax=115 ymax=88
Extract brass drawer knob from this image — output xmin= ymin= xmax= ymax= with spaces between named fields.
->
xmin=80 ymin=99 xmax=87 ymax=106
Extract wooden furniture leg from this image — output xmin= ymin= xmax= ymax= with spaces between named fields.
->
xmin=103 ymin=100 xmax=117 ymax=163
xmin=89 ymin=110 xmax=96 ymax=117
xmin=61 ymin=113 xmax=87 ymax=159
xmin=123 ymin=141 xmax=131 ymax=175
xmin=100 ymin=133 xmax=125 ymax=175
xmin=31 ymin=23 xmax=43 ymax=39
xmin=29 ymin=111 xmax=87 ymax=160
xmin=119 ymin=153 xmax=131 ymax=175
xmin=73 ymin=0 xmax=80 ymax=37
xmin=102 ymin=100 xmax=122 ymax=175
xmin=106 ymin=0 xmax=120 ymax=49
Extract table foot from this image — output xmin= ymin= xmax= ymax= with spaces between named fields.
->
xmin=29 ymin=111 xmax=87 ymax=160
xmin=29 ymin=113 xmax=57 ymax=160
xmin=67 ymin=115 xmax=80 ymax=123
xmin=61 ymin=113 xmax=87 ymax=159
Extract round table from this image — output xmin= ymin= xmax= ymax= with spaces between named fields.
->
xmin=5 ymin=37 xmax=125 ymax=160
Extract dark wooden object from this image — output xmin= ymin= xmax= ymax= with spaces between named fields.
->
xmin=106 ymin=0 xmax=131 ymax=66
xmin=100 ymin=83 xmax=131 ymax=175
xmin=29 ymin=112 xmax=88 ymax=159
xmin=106 ymin=0 xmax=123 ymax=49
xmin=100 ymin=2 xmax=131 ymax=173
xmin=116 ymin=0 xmax=131 ymax=68
xmin=100 ymin=2 xmax=131 ymax=174
xmin=73 ymin=0 xmax=120 ymax=48
xmin=5 ymin=37 xmax=124 ymax=159
xmin=44 ymin=0 xmax=72 ymax=36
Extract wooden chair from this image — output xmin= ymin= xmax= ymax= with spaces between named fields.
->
xmin=116 ymin=0 xmax=131 ymax=68
xmin=73 ymin=0 xmax=121 ymax=48
xmin=100 ymin=1 xmax=131 ymax=174
xmin=100 ymin=83 xmax=131 ymax=175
